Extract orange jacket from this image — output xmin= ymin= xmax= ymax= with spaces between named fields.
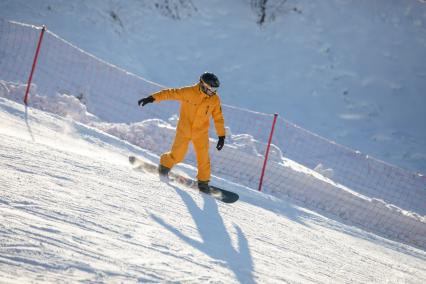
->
xmin=152 ymin=84 xmax=226 ymax=138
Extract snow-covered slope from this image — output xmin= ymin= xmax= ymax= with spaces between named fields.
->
xmin=1 ymin=97 xmax=426 ymax=283
xmin=1 ymin=2 xmax=426 ymax=281
xmin=1 ymin=0 xmax=425 ymax=173
xmin=2 ymin=79 xmax=425 ymax=250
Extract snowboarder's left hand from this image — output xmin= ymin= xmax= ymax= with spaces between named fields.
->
xmin=216 ymin=136 xmax=225 ymax=151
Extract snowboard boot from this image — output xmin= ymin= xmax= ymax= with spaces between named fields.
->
xmin=197 ymin=180 xmax=211 ymax=193
xmin=158 ymin=164 xmax=170 ymax=180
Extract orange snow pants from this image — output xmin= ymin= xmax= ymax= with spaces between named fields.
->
xmin=160 ymin=133 xmax=210 ymax=182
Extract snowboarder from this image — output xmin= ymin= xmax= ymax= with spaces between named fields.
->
xmin=138 ymin=72 xmax=226 ymax=193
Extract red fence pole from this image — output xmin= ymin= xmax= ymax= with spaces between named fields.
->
xmin=258 ymin=113 xmax=278 ymax=192
xmin=24 ymin=25 xmax=46 ymax=105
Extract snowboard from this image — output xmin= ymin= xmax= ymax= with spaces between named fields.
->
xmin=129 ymin=155 xmax=239 ymax=203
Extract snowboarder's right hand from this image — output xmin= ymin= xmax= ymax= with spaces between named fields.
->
xmin=138 ymin=96 xmax=154 ymax=107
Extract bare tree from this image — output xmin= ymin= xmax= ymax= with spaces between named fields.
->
xmin=251 ymin=0 xmax=289 ymax=26
xmin=152 ymin=0 xmax=198 ymax=20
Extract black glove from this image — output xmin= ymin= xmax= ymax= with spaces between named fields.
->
xmin=216 ymin=136 xmax=225 ymax=151
xmin=138 ymin=95 xmax=154 ymax=107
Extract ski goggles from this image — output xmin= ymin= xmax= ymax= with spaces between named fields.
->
xmin=200 ymin=80 xmax=218 ymax=96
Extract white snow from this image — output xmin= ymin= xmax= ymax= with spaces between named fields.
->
xmin=2 ymin=80 xmax=425 ymax=252
xmin=1 ymin=96 xmax=426 ymax=283
xmin=1 ymin=1 xmax=426 ymax=282
xmin=1 ymin=0 xmax=425 ymax=173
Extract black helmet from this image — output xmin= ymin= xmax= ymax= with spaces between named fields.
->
xmin=200 ymin=72 xmax=220 ymax=88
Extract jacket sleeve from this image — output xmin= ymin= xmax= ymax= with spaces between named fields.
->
xmin=152 ymin=88 xmax=186 ymax=102
xmin=212 ymin=97 xmax=226 ymax=137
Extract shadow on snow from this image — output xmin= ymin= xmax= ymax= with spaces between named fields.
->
xmin=151 ymin=184 xmax=256 ymax=284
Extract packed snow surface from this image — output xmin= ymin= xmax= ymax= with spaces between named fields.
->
xmin=1 ymin=96 xmax=426 ymax=283
xmin=2 ymin=80 xmax=425 ymax=251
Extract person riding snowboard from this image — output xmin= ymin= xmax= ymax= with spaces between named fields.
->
xmin=138 ymin=72 xmax=226 ymax=193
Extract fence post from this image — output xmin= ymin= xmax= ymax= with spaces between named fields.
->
xmin=24 ymin=25 xmax=46 ymax=105
xmin=258 ymin=113 xmax=278 ymax=192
